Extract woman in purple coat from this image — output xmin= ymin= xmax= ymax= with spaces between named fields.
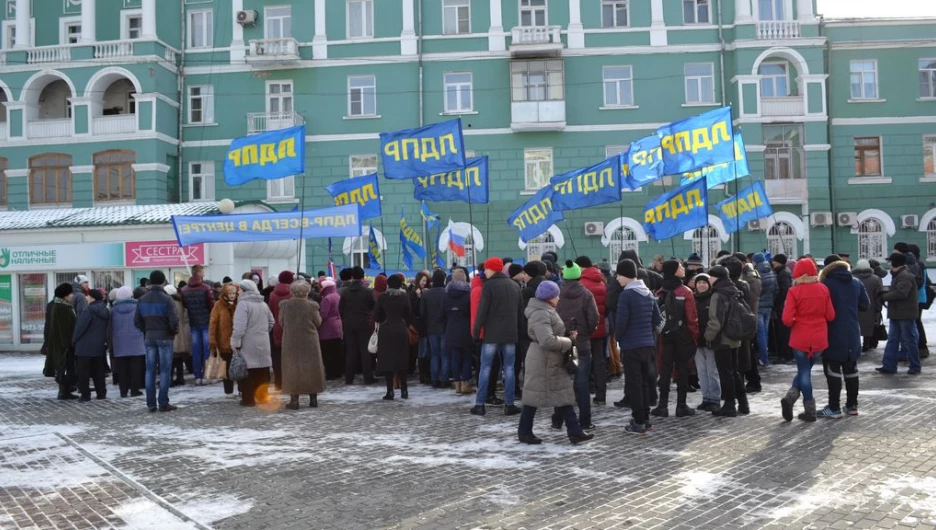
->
xmin=318 ymin=280 xmax=344 ymax=380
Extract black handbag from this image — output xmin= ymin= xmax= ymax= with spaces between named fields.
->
xmin=874 ymin=324 xmax=888 ymax=342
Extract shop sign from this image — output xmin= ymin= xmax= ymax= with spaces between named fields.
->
xmin=0 ymin=243 xmax=124 ymax=272
xmin=125 ymin=241 xmax=205 ymax=268
xmin=0 ymin=274 xmax=12 ymax=344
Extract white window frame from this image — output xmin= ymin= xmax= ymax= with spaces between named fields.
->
xmin=264 ymin=5 xmax=292 ymax=39
xmin=447 ymin=233 xmax=475 ymax=269
xmin=926 ymin=219 xmax=936 ymax=261
xmin=602 ymin=65 xmax=634 ymax=108
xmin=858 ymin=218 xmax=887 ymax=261
xmin=266 ymin=80 xmax=294 ymax=116
xmin=189 ymin=161 xmax=215 ymax=202
xmin=442 ymin=0 xmax=470 ymax=35
xmin=121 ymin=10 xmax=143 ymax=40
xmin=757 ymin=0 xmax=785 ymax=21
xmin=187 ymin=85 xmax=214 ymax=125
xmin=60 ymin=17 xmax=82 ymax=45
xmin=347 ymin=0 xmax=375 ymax=39
xmin=683 ymin=0 xmax=710 ymax=24
xmin=850 ymin=60 xmax=879 ymax=101
xmin=601 ymin=0 xmax=629 ymax=28
xmin=519 ymin=0 xmax=548 ymax=28
xmin=684 ymin=63 xmax=715 ymax=104
xmin=524 ymin=148 xmax=553 ymax=191
xmin=693 ymin=225 xmax=722 ymax=266
xmin=606 ymin=145 xmax=638 ymax=192
xmin=854 ymin=136 xmax=883 ymax=178
xmin=2 ymin=19 xmax=35 ymax=49
xmin=350 ymin=154 xmax=378 ymax=178
xmin=767 ymin=222 xmax=797 ymax=258
xmin=268 ymin=175 xmax=296 ymax=201
xmin=511 ymin=60 xmax=564 ymax=102
xmin=526 ymin=232 xmax=558 ymax=262
xmin=443 ymin=72 xmax=473 ymax=114
xmin=924 ymin=135 xmax=936 ymax=177
xmin=187 ymin=9 xmax=214 ymax=49
xmin=919 ymin=59 xmax=936 ymax=99
xmin=347 ymin=75 xmax=377 ymax=117
xmin=609 ymin=226 xmax=639 ymax=262
xmin=759 ymin=62 xmax=789 ymax=98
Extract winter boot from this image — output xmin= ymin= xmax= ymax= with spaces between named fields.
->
xmin=650 ymin=392 xmax=669 ymax=417
xmin=712 ymin=403 xmax=737 ymax=417
xmin=285 ymin=395 xmax=300 ymax=410
xmin=780 ymin=388 xmax=800 ymax=422
xmin=737 ymin=391 xmax=750 ymax=415
xmin=798 ymin=400 xmax=817 ymax=422
xmin=675 ymin=404 xmax=696 ymax=417
xmin=309 ymin=394 xmax=318 ymax=408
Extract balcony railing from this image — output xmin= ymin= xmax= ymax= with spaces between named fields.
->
xmin=510 ymin=100 xmax=566 ymax=132
xmin=94 ymin=41 xmax=134 ymax=59
xmin=761 ymin=96 xmax=805 ymax=117
xmin=756 ymin=20 xmax=801 ymax=40
xmin=27 ymin=119 xmax=72 ymax=139
xmin=247 ymin=112 xmax=305 ymax=135
xmin=247 ymin=38 xmax=301 ymax=62
xmin=765 ymin=179 xmax=807 ymax=202
xmin=510 ymin=26 xmax=563 ymax=56
xmin=27 ymin=45 xmax=71 ymax=64
xmin=92 ymin=114 xmax=137 ymax=136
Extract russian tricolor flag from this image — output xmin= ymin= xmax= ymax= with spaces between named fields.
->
xmin=448 ymin=225 xmax=466 ymax=258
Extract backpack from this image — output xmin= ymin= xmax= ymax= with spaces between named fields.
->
xmin=657 ymin=288 xmax=685 ymax=337
xmin=723 ymin=291 xmax=757 ymax=342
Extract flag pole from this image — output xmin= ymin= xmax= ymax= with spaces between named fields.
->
xmin=296 ymin=172 xmax=307 ymax=275
xmin=466 ymin=170 xmax=476 ymax=269
xmin=378 ymin=215 xmax=388 ymax=273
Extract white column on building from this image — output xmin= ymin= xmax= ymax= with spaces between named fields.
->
xmin=650 ymin=0 xmax=667 ymax=46
xmin=142 ymin=0 xmax=157 ymax=39
xmin=488 ymin=0 xmax=505 ymax=52
xmin=13 ymin=0 xmax=30 ymax=49
xmin=567 ymin=0 xmax=584 ymax=49
xmin=312 ymin=0 xmax=327 ymax=59
xmin=797 ymin=0 xmax=814 ymax=21
xmin=80 ymin=0 xmax=96 ymax=44
xmin=230 ymin=0 xmax=245 ymax=63
xmin=735 ymin=0 xmax=753 ymax=24
xmin=401 ymin=0 xmax=417 ymax=56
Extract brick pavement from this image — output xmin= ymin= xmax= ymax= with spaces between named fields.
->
xmin=2 ymin=347 xmax=936 ymax=530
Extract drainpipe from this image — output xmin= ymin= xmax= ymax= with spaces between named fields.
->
xmin=821 ymin=15 xmax=836 ymax=251
xmin=716 ymin=0 xmax=736 ymax=250
xmin=417 ymin=0 xmax=424 ymax=127
xmin=176 ymin=1 xmax=186 ymax=203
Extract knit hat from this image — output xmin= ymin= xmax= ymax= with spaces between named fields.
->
xmin=732 ymin=252 xmax=748 ymax=264
xmin=716 ymin=250 xmax=731 ymax=259
xmin=339 ymin=269 xmax=353 ymax=281
xmin=321 ymin=280 xmax=335 ymax=290
xmin=351 ymin=266 xmax=366 ymax=280
xmin=149 ymin=270 xmax=167 ymax=286
xmin=116 ymin=286 xmax=134 ymax=300
xmin=687 ymin=253 xmax=703 ymax=266
xmin=562 ymin=260 xmax=582 ymax=281
xmin=534 ymin=280 xmax=560 ymax=301
xmin=598 ymin=259 xmax=611 ymax=273
xmin=771 ymin=253 xmax=788 ymax=266
xmin=709 ymin=265 xmax=729 ymax=280
xmin=523 ymin=260 xmax=547 ymax=278
xmin=724 ymin=257 xmax=743 ymax=279
xmin=574 ymin=256 xmax=593 ymax=269
xmin=508 ymin=263 xmax=525 ymax=278
xmin=856 ymin=259 xmax=871 ymax=271
xmin=616 ymin=259 xmax=638 ymax=279
xmin=239 ymin=279 xmax=258 ymax=292
xmin=278 ymin=270 xmax=295 ymax=284
xmin=894 ymin=242 xmax=910 ymax=254
xmin=541 ymin=251 xmax=558 ymax=264
xmin=54 ymin=283 xmax=73 ymax=298
xmin=823 ymin=254 xmax=842 ymax=266
xmin=387 ymin=274 xmax=404 ymax=289
xmin=661 ymin=259 xmax=681 ymax=278
xmin=75 ymin=274 xmax=89 ymax=285
xmin=484 ymin=257 xmax=504 ymax=273
xmin=753 ymin=252 xmax=766 ymax=264
xmin=89 ymin=289 xmax=104 ymax=302
xmin=888 ymin=252 xmax=906 ymax=267
xmin=693 ymin=273 xmax=711 ymax=286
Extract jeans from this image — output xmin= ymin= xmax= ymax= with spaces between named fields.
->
xmin=449 ymin=346 xmax=472 ymax=381
xmin=791 ymin=349 xmax=817 ymax=402
xmin=572 ymin=352 xmax=593 ymax=425
xmin=756 ymin=308 xmax=771 ymax=365
xmin=190 ymin=327 xmax=210 ymax=379
xmin=145 ymin=340 xmax=174 ymax=409
xmin=714 ymin=348 xmax=742 ymax=408
xmin=519 ymin=405 xmax=584 ymax=437
xmin=622 ymin=347 xmax=656 ymax=426
xmin=694 ymin=346 xmax=721 ymax=404
xmin=427 ymin=334 xmax=448 ymax=384
xmin=882 ymin=319 xmax=921 ymax=373
xmin=476 ymin=343 xmax=515 ymax=406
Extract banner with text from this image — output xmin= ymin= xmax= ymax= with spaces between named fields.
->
xmin=325 ymin=173 xmax=382 ymax=220
xmin=508 ymin=186 xmax=564 ymax=243
xmin=413 ymin=156 xmax=489 ymax=204
xmin=626 ymin=135 xmax=665 ymax=189
xmin=172 ymin=205 xmax=361 ymax=247
xmin=642 ymin=177 xmax=709 ymax=241
xmin=716 ymin=180 xmax=773 ymax=234
xmin=550 ymin=154 xmax=623 ymax=211
xmin=380 ymin=119 xmax=467 ymax=180
xmin=224 ymin=125 xmax=306 ymax=186
xmin=680 ymin=132 xmax=750 ymax=189
xmin=656 ymin=106 xmax=734 ymax=175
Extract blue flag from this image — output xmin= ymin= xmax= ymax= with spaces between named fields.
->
xmin=656 ymin=106 xmax=734 ymax=175
xmin=433 ymin=225 xmax=446 ymax=268
xmin=380 ymin=119 xmax=466 ymax=180
xmin=399 ymin=210 xmax=427 ymax=260
xmin=550 ymin=155 xmax=622 ymax=211
xmin=368 ymin=225 xmax=382 ymax=270
xmin=224 ymin=125 xmax=305 ymax=186
xmin=680 ymin=132 xmax=750 ymax=189
xmin=507 ymin=186 xmax=564 ymax=244
xmin=325 ymin=173 xmax=382 ymax=221
xmin=716 ymin=181 xmax=773 ymax=235
xmin=400 ymin=230 xmax=415 ymax=270
xmin=626 ymin=135 xmax=665 ymax=189
xmin=413 ymin=156 xmax=489 ymax=204
xmin=420 ymin=201 xmax=440 ymax=230
xmin=642 ymin=178 xmax=709 ymax=242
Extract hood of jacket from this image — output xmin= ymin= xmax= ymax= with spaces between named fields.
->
xmin=112 ymin=299 xmax=137 ymax=315
xmin=712 ymin=276 xmax=740 ymax=297
xmin=852 ymin=268 xmax=874 ymax=280
xmin=755 ymin=261 xmax=773 ymax=276
xmin=524 ymin=297 xmax=555 ymax=320
xmin=793 ymin=259 xmax=818 ymax=279
xmin=187 ymin=275 xmax=205 ymax=289
xmin=559 ymin=279 xmax=587 ymax=300
xmin=87 ymin=300 xmax=110 ymax=320
xmin=619 ymin=249 xmax=644 ymax=268
xmin=580 ymin=266 xmax=606 ymax=286
xmin=471 ymin=274 xmax=484 ymax=290
xmin=623 ymin=279 xmax=652 ymax=297
xmin=239 ymin=290 xmax=265 ymax=304
xmin=272 ymin=282 xmax=291 ymax=297
xmin=819 ymin=260 xmax=852 ymax=283
xmin=321 ymin=284 xmax=337 ymax=297
xmin=446 ymin=279 xmax=470 ymax=296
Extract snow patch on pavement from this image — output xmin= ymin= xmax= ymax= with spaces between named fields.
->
xmin=113 ymin=499 xmax=196 ymax=530
xmin=176 ymin=494 xmax=255 ymax=525
xmin=676 ymin=471 xmax=730 ymax=498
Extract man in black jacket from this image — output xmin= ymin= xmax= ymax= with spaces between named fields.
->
xmin=771 ymin=254 xmax=793 ymax=363
xmin=340 ymin=266 xmax=377 ymax=385
xmin=134 ymin=270 xmax=179 ymax=412
xmin=420 ymin=269 xmax=449 ymax=388
xmin=181 ymin=264 xmax=215 ymax=385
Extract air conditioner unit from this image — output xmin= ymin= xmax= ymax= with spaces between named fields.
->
xmin=584 ymin=221 xmax=604 ymax=237
xmin=747 ymin=219 xmax=765 ymax=231
xmin=810 ymin=211 xmax=833 ymax=227
xmin=837 ymin=212 xmax=858 ymax=228
xmin=236 ymin=9 xmax=258 ymax=26
xmin=901 ymin=214 xmax=919 ymax=229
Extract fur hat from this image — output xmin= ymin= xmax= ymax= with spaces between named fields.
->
xmin=574 ymin=256 xmax=593 ymax=269
xmin=54 ymin=283 xmax=73 ymax=298
xmin=278 ymin=270 xmax=295 ymax=284
xmin=508 ymin=263 xmax=525 ymax=278
xmin=524 ymin=260 xmax=547 ymax=278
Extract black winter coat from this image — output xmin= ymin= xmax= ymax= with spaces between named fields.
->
xmin=134 ymin=286 xmax=178 ymax=341
xmin=181 ymin=277 xmax=214 ymax=328
xmin=619 ymin=250 xmax=663 ymax=292
xmin=853 ymin=268 xmax=883 ymax=337
xmin=420 ymin=286 xmax=447 ymax=336
xmin=339 ymin=281 xmax=375 ymax=330
xmin=820 ymin=261 xmax=870 ymax=363
xmin=73 ymin=301 xmax=109 ymax=357
xmin=443 ymin=280 xmax=472 ymax=350
xmin=883 ymin=266 xmax=919 ymax=320
xmin=556 ymin=280 xmax=599 ymax=354
xmin=756 ymin=262 xmax=778 ymax=313
xmin=473 ymin=273 xmax=523 ymax=344
xmin=774 ymin=264 xmax=792 ymax=314
xmin=374 ymin=289 xmax=413 ymax=373
xmin=693 ymin=289 xmax=713 ymax=347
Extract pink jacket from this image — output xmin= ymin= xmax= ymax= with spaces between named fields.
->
xmin=318 ymin=284 xmax=343 ymax=340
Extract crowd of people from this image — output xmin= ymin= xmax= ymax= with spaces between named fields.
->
xmin=40 ymin=242 xmax=931 ymax=443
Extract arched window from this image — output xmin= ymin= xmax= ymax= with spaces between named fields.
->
xmin=926 ymin=219 xmax=936 ymax=261
xmin=29 ymin=153 xmax=72 ymax=205
xmin=93 ymin=150 xmax=135 ymax=201
xmin=609 ymin=226 xmax=639 ymax=262
xmin=0 ymin=157 xmax=7 ymax=207
xmin=767 ymin=221 xmax=797 ymax=258
xmin=448 ymin=233 xmax=475 ymax=269
xmin=692 ymin=225 xmax=721 ymax=266
xmin=349 ymin=235 xmax=372 ymax=268
xmin=526 ymin=232 xmax=557 ymax=262
xmin=858 ymin=218 xmax=887 ymax=260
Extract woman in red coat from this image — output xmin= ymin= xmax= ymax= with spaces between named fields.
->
xmin=780 ymin=259 xmax=835 ymax=423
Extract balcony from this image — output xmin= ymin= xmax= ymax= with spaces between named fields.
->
xmin=509 ymin=26 xmax=563 ymax=57
xmin=765 ymin=179 xmax=807 ymax=203
xmin=510 ymin=100 xmax=566 ymax=132
xmin=27 ymin=45 xmax=71 ymax=64
xmin=94 ymin=42 xmax=134 ymax=59
xmin=27 ymin=119 xmax=72 ymax=139
xmin=247 ymin=112 xmax=305 ymax=135
xmin=756 ymin=20 xmax=801 ymax=40
xmin=761 ymin=96 xmax=805 ymax=117
xmin=92 ymin=115 xmax=137 ymax=136
xmin=246 ymin=38 xmax=301 ymax=65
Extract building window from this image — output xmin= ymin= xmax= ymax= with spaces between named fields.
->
xmin=524 ymin=148 xmax=552 ymax=191
xmin=683 ymin=0 xmax=710 ymax=24
xmin=920 ymin=59 xmax=936 ymax=99
xmin=925 ymin=135 xmax=936 ymax=177
xmin=442 ymin=0 xmax=470 ymax=35
xmin=188 ymin=10 xmax=213 ymax=49
xmin=759 ymin=63 xmax=789 ymax=97
xmin=62 ymin=20 xmax=81 ymax=45
xmin=603 ymin=66 xmax=634 ymax=107
xmin=858 ymin=218 xmax=887 ymax=260
xmin=265 ymin=6 xmax=292 ymax=39
xmin=520 ymin=0 xmax=547 ymax=27
xmin=854 ymin=137 xmax=882 ymax=177
xmin=29 ymin=154 xmax=72 ymax=205
xmin=124 ymin=13 xmax=142 ymax=40
xmin=526 ymin=232 xmax=557 ymax=262
xmin=348 ymin=76 xmax=377 ymax=117
xmin=448 ymin=233 xmax=475 ymax=268
xmin=349 ymin=235 xmax=373 ymax=268
xmin=609 ymin=226 xmax=639 ymax=261
xmin=0 ymin=157 xmax=7 ymax=207
xmin=927 ymin=219 xmax=936 ymax=260
xmin=511 ymin=60 xmax=564 ymax=102
xmin=189 ymin=161 xmax=215 ymax=202
xmin=93 ymin=150 xmax=135 ymax=202
xmin=850 ymin=60 xmax=879 ymax=100
xmin=693 ymin=226 xmax=722 ymax=266
xmin=3 ymin=22 xmax=15 ymax=49
xmin=601 ymin=0 xmax=628 ymax=28
xmin=268 ymin=175 xmax=295 ymax=201
xmin=444 ymin=72 xmax=473 ymax=113
xmin=684 ymin=63 xmax=715 ymax=104
xmin=347 ymin=0 xmax=374 ymax=39
xmin=350 ymin=155 xmax=378 ymax=177
xmin=187 ymin=85 xmax=214 ymax=124
xmin=763 ymin=124 xmax=804 ymax=179
xmin=767 ymin=222 xmax=797 ymax=258
xmin=758 ymin=0 xmax=784 ymax=20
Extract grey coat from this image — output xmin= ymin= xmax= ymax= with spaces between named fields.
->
xmin=231 ymin=290 xmax=275 ymax=369
xmin=853 ymin=268 xmax=883 ymax=337
xmin=521 ymin=299 xmax=575 ymax=409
